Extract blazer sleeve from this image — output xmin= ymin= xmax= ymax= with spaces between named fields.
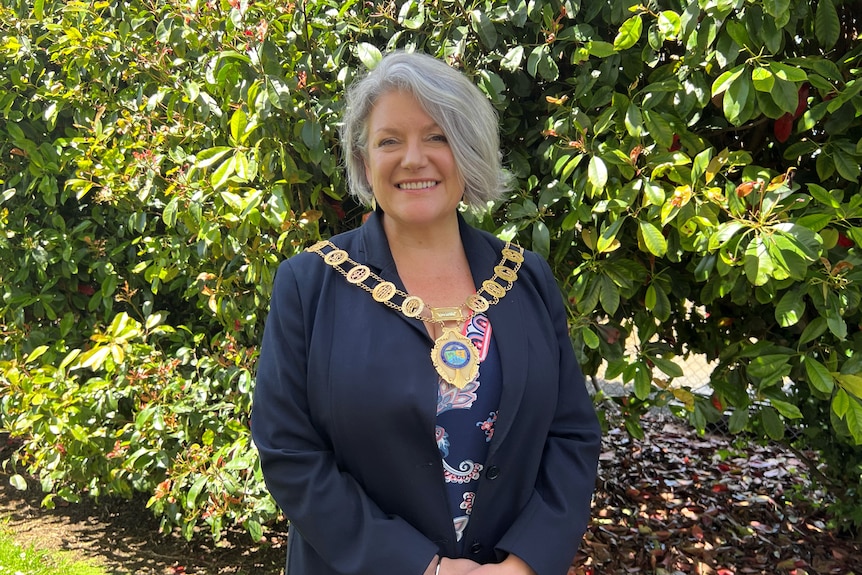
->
xmin=251 ymin=258 xmax=439 ymax=575
xmin=494 ymin=254 xmax=602 ymax=575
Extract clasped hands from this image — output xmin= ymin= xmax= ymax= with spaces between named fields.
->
xmin=424 ymin=554 xmax=537 ymax=575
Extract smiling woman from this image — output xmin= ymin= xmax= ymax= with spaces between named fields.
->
xmin=362 ymin=90 xmax=465 ymax=232
xmin=251 ymin=51 xmax=602 ymax=575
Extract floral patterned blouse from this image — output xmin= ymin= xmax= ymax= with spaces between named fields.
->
xmin=435 ymin=312 xmax=501 ymax=547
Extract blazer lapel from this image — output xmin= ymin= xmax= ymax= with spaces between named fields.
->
xmin=459 ymin=222 xmax=529 ymax=460
xmin=358 ymin=209 xmax=430 ymax=342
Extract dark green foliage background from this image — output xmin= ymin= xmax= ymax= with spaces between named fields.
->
xmin=1 ymin=0 xmax=861 ymax=537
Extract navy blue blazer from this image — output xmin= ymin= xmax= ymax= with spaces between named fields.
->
xmin=252 ymin=211 xmax=601 ymax=575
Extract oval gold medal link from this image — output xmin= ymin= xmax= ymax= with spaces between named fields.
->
xmin=324 ymin=249 xmax=349 ymax=266
xmin=482 ymin=280 xmax=507 ymax=299
xmin=402 ymin=296 xmax=425 ymax=318
xmin=307 ymin=240 xmax=328 ymax=253
xmin=494 ymin=265 xmax=518 ymax=283
xmin=502 ymin=247 xmax=524 ymax=263
xmin=372 ymin=281 xmax=397 ymax=302
xmin=347 ymin=265 xmax=371 ymax=284
xmin=466 ymin=293 xmax=490 ymax=313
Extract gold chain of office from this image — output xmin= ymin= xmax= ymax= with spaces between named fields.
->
xmin=305 ymin=240 xmax=524 ymax=324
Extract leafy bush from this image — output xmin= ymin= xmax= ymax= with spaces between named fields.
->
xmin=1 ymin=0 xmax=861 ymax=537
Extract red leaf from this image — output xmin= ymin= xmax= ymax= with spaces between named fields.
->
xmin=774 ymin=114 xmax=793 ymax=143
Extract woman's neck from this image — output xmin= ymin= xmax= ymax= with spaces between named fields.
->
xmin=381 ymin=212 xmax=463 ymax=257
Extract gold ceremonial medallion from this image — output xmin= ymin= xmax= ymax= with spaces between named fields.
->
xmin=324 ymin=249 xmax=349 ymax=266
xmin=402 ymin=296 xmax=425 ymax=318
xmin=482 ymin=280 xmax=507 ymax=299
xmin=308 ymin=241 xmax=328 ymax=252
xmin=430 ymin=327 xmax=480 ymax=389
xmin=494 ymin=265 xmax=518 ymax=283
xmin=466 ymin=294 xmax=490 ymax=313
xmin=346 ymin=265 xmax=370 ymax=284
xmin=502 ymin=248 xmax=524 ymax=263
xmin=372 ymin=281 xmax=397 ymax=302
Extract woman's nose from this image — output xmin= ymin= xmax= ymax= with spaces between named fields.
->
xmin=401 ymin=139 xmax=427 ymax=169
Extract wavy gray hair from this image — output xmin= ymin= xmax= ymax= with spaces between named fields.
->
xmin=341 ymin=51 xmax=511 ymax=210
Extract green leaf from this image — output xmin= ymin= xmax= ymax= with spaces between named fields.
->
xmin=163 ymin=197 xmax=179 ymax=228
xmin=833 ymin=148 xmax=862 ymax=181
xmin=798 ymin=317 xmax=827 ymax=346
xmin=751 ymin=66 xmax=774 ymax=92
xmin=724 ymin=69 xmax=753 ymax=125
xmin=815 ymin=0 xmax=840 ymax=49
xmin=803 ymin=356 xmax=835 ymax=394
xmin=356 ymin=43 xmax=382 ymax=69
xmin=500 ymin=45 xmax=524 ymax=72
xmin=833 ymin=388 xmax=850 ymax=417
xmin=761 ymin=406 xmax=785 ymax=440
xmin=586 ymin=41 xmax=616 ymax=58
xmin=582 ymin=327 xmax=600 ymax=350
xmin=728 ymin=408 xmax=750 ymax=434
xmin=644 ymin=282 xmax=671 ymax=321
xmin=398 ymin=0 xmax=425 ymax=29
xmin=639 ymin=221 xmax=668 ymax=256
xmin=643 ymin=110 xmax=674 ymax=150
xmin=230 ymin=108 xmax=248 ymax=144
xmin=744 ymin=236 xmax=773 ymax=285
xmin=596 ymin=216 xmax=625 ymax=253
xmin=624 ymin=103 xmax=643 ymax=137
xmin=211 ymin=156 xmax=236 ymax=190
xmin=9 ymin=474 xmax=27 ymax=491
xmin=246 ymin=519 xmax=264 ymax=542
xmin=614 ymin=15 xmax=643 ymax=50
xmin=195 ymin=146 xmax=233 ymax=169
xmin=634 ymin=361 xmax=652 ymax=400
xmin=846 ymin=397 xmax=862 ymax=445
xmin=651 ymin=356 xmax=684 ymax=378
xmin=775 ymin=289 xmax=805 ymax=327
xmin=710 ymin=221 xmax=746 ymax=249
xmin=656 ymin=10 xmax=681 ymax=39
xmin=599 ymin=275 xmax=620 ymax=315
xmin=807 ymin=183 xmax=841 ymax=208
xmin=763 ymin=0 xmax=791 ymax=23
xmin=770 ymin=398 xmax=803 ymax=419
xmin=712 ymin=65 xmax=745 ymax=97
xmin=837 ymin=374 xmax=862 ymax=399
xmin=470 ymin=9 xmax=498 ymax=49
xmin=769 ymin=62 xmax=808 ymax=83
xmin=588 ymin=156 xmax=608 ymax=190
xmin=531 ymin=221 xmax=550 ymax=259
xmin=770 ymin=78 xmax=800 ymax=114
xmin=187 ymin=475 xmax=208 ymax=509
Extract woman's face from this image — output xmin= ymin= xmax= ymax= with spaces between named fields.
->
xmin=364 ymin=90 xmax=465 ymax=230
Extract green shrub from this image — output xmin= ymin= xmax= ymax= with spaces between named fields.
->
xmin=1 ymin=0 xmax=861 ymax=537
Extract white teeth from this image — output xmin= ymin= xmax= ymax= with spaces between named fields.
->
xmin=397 ymin=181 xmax=437 ymax=190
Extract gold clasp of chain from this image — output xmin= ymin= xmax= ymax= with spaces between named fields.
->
xmin=430 ymin=306 xmax=467 ymax=323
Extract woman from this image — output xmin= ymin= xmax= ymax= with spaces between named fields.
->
xmin=252 ymin=51 xmax=601 ymax=575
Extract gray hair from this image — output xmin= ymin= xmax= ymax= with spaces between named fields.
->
xmin=341 ymin=50 xmax=511 ymax=210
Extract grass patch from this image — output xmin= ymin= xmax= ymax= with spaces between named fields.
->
xmin=0 ymin=527 xmax=107 ymax=575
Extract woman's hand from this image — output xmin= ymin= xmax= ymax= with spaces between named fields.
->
xmin=423 ymin=556 xmax=483 ymax=575
xmin=467 ymin=554 xmax=537 ymax=575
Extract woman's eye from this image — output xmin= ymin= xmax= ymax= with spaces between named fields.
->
xmin=377 ymin=138 xmax=397 ymax=147
xmin=429 ymin=134 xmax=448 ymax=143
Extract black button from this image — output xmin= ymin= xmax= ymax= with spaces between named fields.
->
xmin=470 ymin=540 xmax=482 ymax=554
xmin=486 ymin=465 xmax=499 ymax=480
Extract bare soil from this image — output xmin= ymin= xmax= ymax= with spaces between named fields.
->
xmin=1 ymin=411 xmax=861 ymax=575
